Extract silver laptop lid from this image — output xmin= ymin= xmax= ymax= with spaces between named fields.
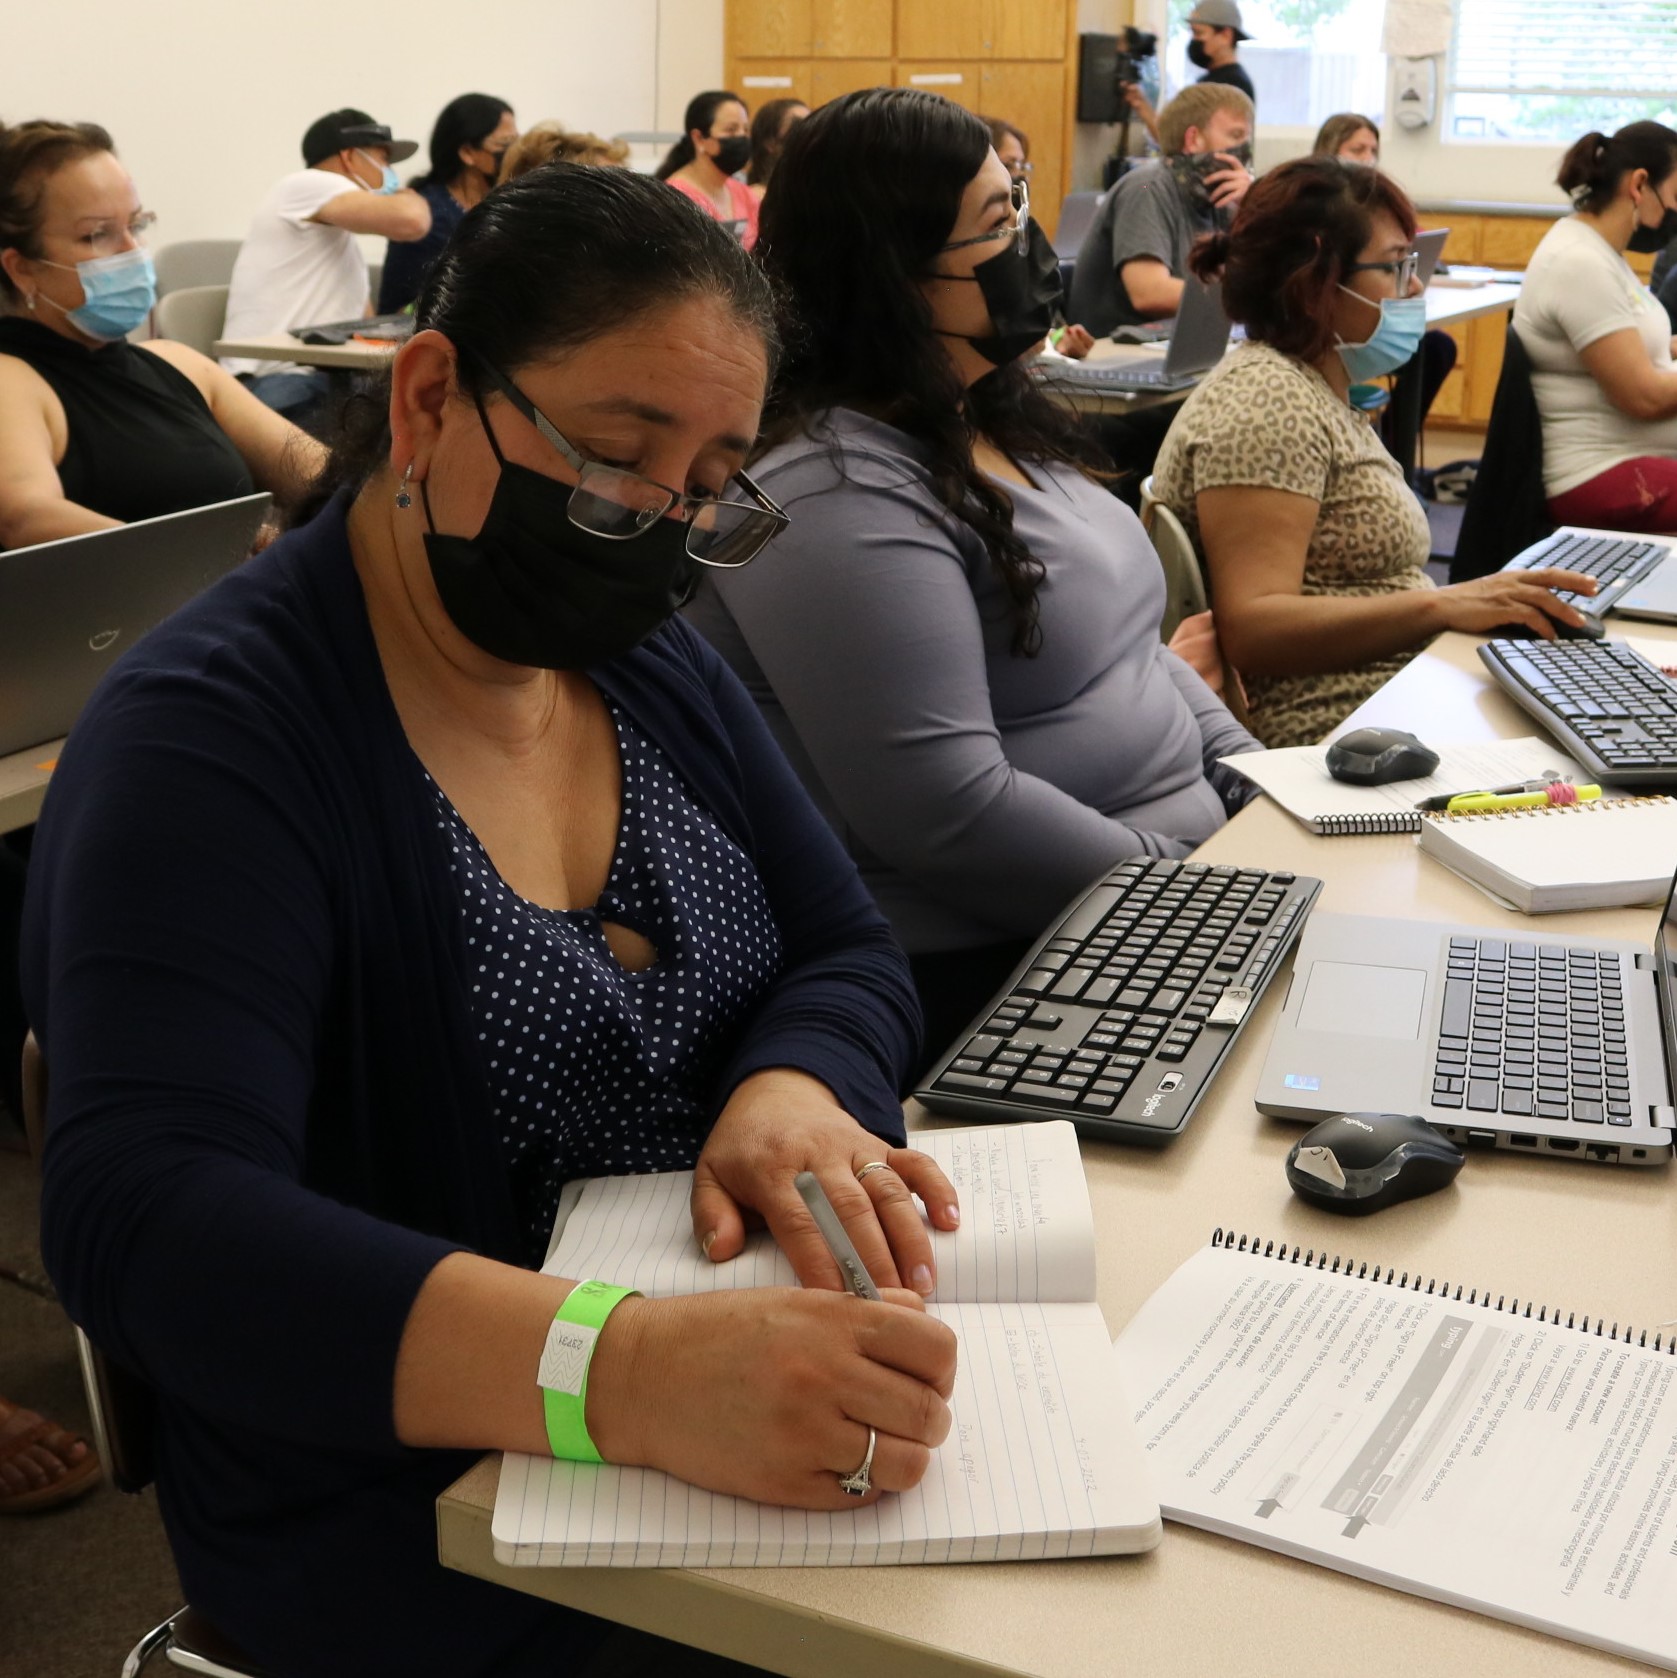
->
xmin=1163 ymin=273 xmax=1232 ymax=377
xmin=1415 ymin=228 xmax=1450 ymax=285
xmin=0 ymin=492 xmax=271 ymax=760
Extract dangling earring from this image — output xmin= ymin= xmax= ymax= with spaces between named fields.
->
xmin=24 ymin=291 xmax=36 ymax=312
xmin=395 ymin=463 xmax=413 ymax=510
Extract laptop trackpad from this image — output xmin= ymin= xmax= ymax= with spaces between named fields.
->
xmin=1298 ymin=961 xmax=1427 ymax=1040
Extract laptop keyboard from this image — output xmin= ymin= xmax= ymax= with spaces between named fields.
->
xmin=1433 ymin=936 xmax=1632 ymax=1126
xmin=1507 ymin=530 xmax=1665 ymax=610
xmin=1479 ymin=639 xmax=1677 ymax=783
xmin=916 ymin=858 xmax=1320 ymax=1142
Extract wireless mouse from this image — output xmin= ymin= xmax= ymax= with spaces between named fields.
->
xmin=1496 ymin=615 xmax=1606 ymax=642
xmin=1286 ymin=1113 xmax=1465 ymax=1216
xmin=1323 ymin=726 xmax=1441 ymax=786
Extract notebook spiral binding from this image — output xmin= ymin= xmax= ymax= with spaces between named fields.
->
xmin=1210 ymin=1228 xmax=1675 ymax=1354
xmin=1315 ymin=811 xmax=1421 ymax=836
xmin=1428 ymin=796 xmax=1669 ymax=824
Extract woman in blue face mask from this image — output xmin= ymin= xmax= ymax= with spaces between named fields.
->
xmin=1151 ymin=156 xmax=1596 ymax=748
xmin=0 ymin=118 xmax=326 ymax=551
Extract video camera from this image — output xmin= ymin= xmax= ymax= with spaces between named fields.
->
xmin=1076 ymin=29 xmax=1160 ymax=123
xmin=1113 ymin=26 xmax=1159 ymax=89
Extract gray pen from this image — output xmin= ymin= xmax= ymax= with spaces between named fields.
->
xmin=794 ymin=1171 xmax=883 ymax=1301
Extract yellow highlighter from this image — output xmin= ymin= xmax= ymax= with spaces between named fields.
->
xmin=1445 ymin=783 xmax=1602 ymax=813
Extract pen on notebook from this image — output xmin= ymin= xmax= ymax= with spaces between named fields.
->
xmin=1414 ymin=775 xmax=1561 ymax=812
xmin=1446 ymin=783 xmax=1602 ymax=814
xmin=794 ymin=1171 xmax=883 ymax=1302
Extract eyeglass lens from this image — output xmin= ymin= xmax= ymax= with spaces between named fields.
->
xmin=570 ymin=463 xmax=775 ymax=568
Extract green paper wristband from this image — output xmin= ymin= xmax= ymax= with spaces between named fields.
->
xmin=537 ymin=1280 xmax=638 ymax=1463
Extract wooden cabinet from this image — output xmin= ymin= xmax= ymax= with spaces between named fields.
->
xmin=895 ymin=61 xmax=981 ymax=109
xmin=812 ymin=58 xmax=895 ymax=102
xmin=810 ymin=0 xmax=893 ymax=56
xmin=981 ymin=61 xmax=1066 ymax=226
xmin=897 ymin=0 xmax=1067 ymax=59
xmin=726 ymin=0 xmax=891 ymax=58
xmin=896 ymin=0 xmax=979 ymax=58
xmin=985 ymin=0 xmax=1067 ymax=61
xmin=734 ymin=61 xmax=817 ymax=106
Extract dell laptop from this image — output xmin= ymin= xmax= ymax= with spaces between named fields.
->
xmin=1038 ymin=274 xmax=1231 ymax=394
xmin=1255 ymin=874 xmax=1677 ymax=1166
xmin=0 ymin=493 xmax=271 ymax=760
xmin=1502 ymin=526 xmax=1677 ymax=625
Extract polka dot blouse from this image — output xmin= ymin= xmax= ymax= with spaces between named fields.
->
xmin=425 ymin=700 xmax=786 ymax=1262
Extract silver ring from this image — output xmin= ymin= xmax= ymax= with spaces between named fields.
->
xmin=839 ymin=1427 xmax=877 ymax=1497
xmin=855 ymin=1161 xmax=892 ymax=1185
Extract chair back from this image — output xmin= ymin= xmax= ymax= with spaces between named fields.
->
xmin=1139 ymin=476 xmax=1209 ymax=642
xmin=1053 ymin=190 xmax=1103 ymax=256
xmin=151 ymin=285 xmax=229 ymax=358
xmin=1451 ymin=325 xmax=1551 ymax=583
xmin=20 ymin=1032 xmax=159 ymax=1495
xmin=153 ymin=240 xmax=241 ymax=297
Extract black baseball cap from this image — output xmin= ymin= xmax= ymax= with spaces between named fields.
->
xmin=302 ymin=108 xmax=419 ymax=168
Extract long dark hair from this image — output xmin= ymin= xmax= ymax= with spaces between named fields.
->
xmin=1557 ymin=121 xmax=1677 ymax=214
xmin=657 ymin=90 xmax=746 ymax=179
xmin=412 ymin=92 xmax=512 ymax=191
xmin=286 ymin=166 xmax=778 ymax=528
xmin=747 ymin=97 xmax=807 ymax=187
xmin=757 ymin=87 xmax=1105 ymax=656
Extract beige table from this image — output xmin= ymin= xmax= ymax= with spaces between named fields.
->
xmin=439 ymin=622 xmax=1677 ymax=1677
xmin=211 ymin=332 xmax=395 ymax=371
xmin=0 ymin=739 xmax=63 ymax=835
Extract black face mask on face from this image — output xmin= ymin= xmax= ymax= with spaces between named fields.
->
xmin=710 ymin=135 xmax=752 ymax=176
xmin=1187 ymin=38 xmax=1213 ymax=69
xmin=419 ymin=392 xmax=698 ymax=671
xmin=1627 ymin=191 xmax=1677 ymax=253
xmin=933 ymin=218 xmax=1065 ymax=368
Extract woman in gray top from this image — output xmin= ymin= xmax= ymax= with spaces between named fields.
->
xmin=687 ymin=88 xmax=1258 ymax=1053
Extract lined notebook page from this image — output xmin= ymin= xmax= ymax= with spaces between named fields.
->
xmin=543 ymin=1120 xmax=1096 ymax=1305
xmin=492 ymin=1301 xmax=1160 ymax=1567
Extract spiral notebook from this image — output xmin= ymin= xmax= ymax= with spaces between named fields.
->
xmin=1420 ymin=794 xmax=1677 ymax=913
xmin=1115 ymin=1232 xmax=1677 ymax=1670
xmin=1220 ymin=738 xmax=1586 ymax=836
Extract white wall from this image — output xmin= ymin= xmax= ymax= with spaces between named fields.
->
xmin=0 ymin=0 xmax=723 ymax=247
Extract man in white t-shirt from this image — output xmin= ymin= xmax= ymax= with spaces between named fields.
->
xmin=222 ymin=109 xmax=430 ymax=428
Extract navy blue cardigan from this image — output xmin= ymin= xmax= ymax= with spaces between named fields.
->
xmin=22 ymin=495 xmax=920 ymax=1676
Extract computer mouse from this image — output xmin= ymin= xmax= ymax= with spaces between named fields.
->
xmin=1496 ymin=615 xmax=1606 ymax=642
xmin=1286 ymin=1113 xmax=1466 ymax=1216
xmin=1323 ymin=727 xmax=1441 ymax=786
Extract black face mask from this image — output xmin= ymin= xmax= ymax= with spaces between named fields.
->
xmin=1168 ymin=144 xmax=1252 ymax=216
xmin=420 ymin=395 xmax=697 ymax=670
xmin=1187 ymin=39 xmax=1213 ymax=69
xmin=1628 ymin=199 xmax=1677 ymax=254
xmin=936 ymin=219 xmax=1065 ymax=367
xmin=710 ymin=135 xmax=752 ymax=176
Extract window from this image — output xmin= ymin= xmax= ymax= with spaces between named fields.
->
xmin=1449 ymin=0 xmax=1677 ymax=141
xmin=1164 ymin=0 xmax=1387 ymax=129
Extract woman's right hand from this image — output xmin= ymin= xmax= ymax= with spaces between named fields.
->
xmin=1430 ymin=567 xmax=1599 ymax=640
xmin=586 ymin=1287 xmax=957 ymax=1508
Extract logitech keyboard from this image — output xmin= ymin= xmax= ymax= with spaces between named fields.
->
xmin=1478 ymin=638 xmax=1677 ymax=785
xmin=1034 ymin=360 xmax=1200 ymax=393
xmin=1503 ymin=529 xmax=1668 ymax=615
xmin=915 ymin=857 xmax=1322 ymax=1144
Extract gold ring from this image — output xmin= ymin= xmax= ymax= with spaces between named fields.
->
xmin=855 ymin=1160 xmax=892 ymax=1184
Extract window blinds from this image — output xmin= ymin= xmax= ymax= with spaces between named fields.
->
xmin=1452 ymin=0 xmax=1677 ymax=96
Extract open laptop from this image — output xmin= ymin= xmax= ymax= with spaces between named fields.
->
xmin=1038 ymin=274 xmax=1231 ymax=394
xmin=294 ymin=311 xmax=415 ymax=346
xmin=1501 ymin=527 xmax=1677 ymax=625
xmin=1414 ymin=227 xmax=1450 ymax=286
xmin=0 ymin=493 xmax=270 ymax=760
xmin=1254 ymin=874 xmax=1677 ymax=1166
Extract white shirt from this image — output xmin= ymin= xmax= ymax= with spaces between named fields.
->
xmin=1515 ymin=214 xmax=1677 ymax=498
xmin=220 ymin=169 xmax=370 ymax=379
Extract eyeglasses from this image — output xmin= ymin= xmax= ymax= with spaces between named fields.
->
xmin=937 ymin=178 xmax=1031 ymax=257
xmin=473 ymin=357 xmax=788 ymax=569
xmin=75 ymin=211 xmax=156 ymax=260
xmin=1347 ymin=250 xmax=1421 ymax=291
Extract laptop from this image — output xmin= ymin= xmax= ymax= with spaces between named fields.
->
xmin=1414 ymin=227 xmax=1450 ymax=285
xmin=1038 ymin=274 xmax=1231 ymax=394
xmin=294 ymin=311 xmax=415 ymax=346
xmin=1254 ymin=875 xmax=1677 ymax=1166
xmin=1501 ymin=527 xmax=1677 ymax=625
xmin=0 ymin=493 xmax=271 ymax=760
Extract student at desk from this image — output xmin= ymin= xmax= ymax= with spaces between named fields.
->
xmin=25 ymin=167 xmax=957 ymax=1678
xmin=1152 ymin=158 xmax=1594 ymax=748
xmin=1517 ymin=121 xmax=1677 ymax=534
xmin=685 ymin=88 xmax=1261 ymax=1056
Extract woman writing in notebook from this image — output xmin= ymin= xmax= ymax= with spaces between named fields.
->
xmin=25 ymin=167 xmax=956 ymax=1678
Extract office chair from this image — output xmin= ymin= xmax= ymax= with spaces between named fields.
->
xmin=150 ymin=287 xmax=229 ymax=360
xmin=1451 ymin=325 xmax=1551 ymax=583
xmin=1051 ymin=190 xmax=1104 ymax=298
xmin=19 ymin=1035 xmax=273 ymax=1678
xmin=152 ymin=242 xmax=241 ymax=299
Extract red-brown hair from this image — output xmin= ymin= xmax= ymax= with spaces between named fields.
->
xmin=1189 ymin=156 xmax=1417 ymax=363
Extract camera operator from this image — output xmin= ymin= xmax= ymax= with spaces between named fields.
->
xmin=1126 ymin=0 xmax=1255 ymax=147
xmin=1070 ymin=84 xmax=1254 ymax=338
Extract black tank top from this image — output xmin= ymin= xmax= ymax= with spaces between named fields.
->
xmin=0 ymin=317 xmax=255 ymax=528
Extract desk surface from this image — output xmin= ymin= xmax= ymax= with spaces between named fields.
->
xmin=1424 ymin=280 xmax=1522 ymax=328
xmin=0 ymin=739 xmax=62 ymax=835
xmin=211 ymin=333 xmax=395 ymax=370
xmin=439 ymin=624 xmax=1677 ymax=1678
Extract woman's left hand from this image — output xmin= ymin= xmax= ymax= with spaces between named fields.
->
xmin=1056 ymin=324 xmax=1097 ymax=360
xmin=691 ymin=1068 xmax=960 ymax=1296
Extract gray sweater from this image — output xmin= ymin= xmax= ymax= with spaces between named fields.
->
xmin=685 ymin=411 xmax=1260 ymax=954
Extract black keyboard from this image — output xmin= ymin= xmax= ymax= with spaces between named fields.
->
xmin=1478 ymin=638 xmax=1677 ymax=784
xmin=1035 ymin=360 xmax=1199 ymax=393
xmin=1433 ymin=935 xmax=1632 ymax=1126
xmin=1504 ymin=529 xmax=1666 ymax=614
xmin=915 ymin=858 xmax=1321 ymax=1144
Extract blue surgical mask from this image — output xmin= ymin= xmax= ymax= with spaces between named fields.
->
xmin=35 ymin=246 xmax=157 ymax=343
xmin=1335 ymin=287 xmax=1425 ymax=381
xmin=356 ymin=150 xmax=400 ymax=195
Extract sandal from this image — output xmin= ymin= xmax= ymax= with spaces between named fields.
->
xmin=0 ymin=1396 xmax=102 ymax=1513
